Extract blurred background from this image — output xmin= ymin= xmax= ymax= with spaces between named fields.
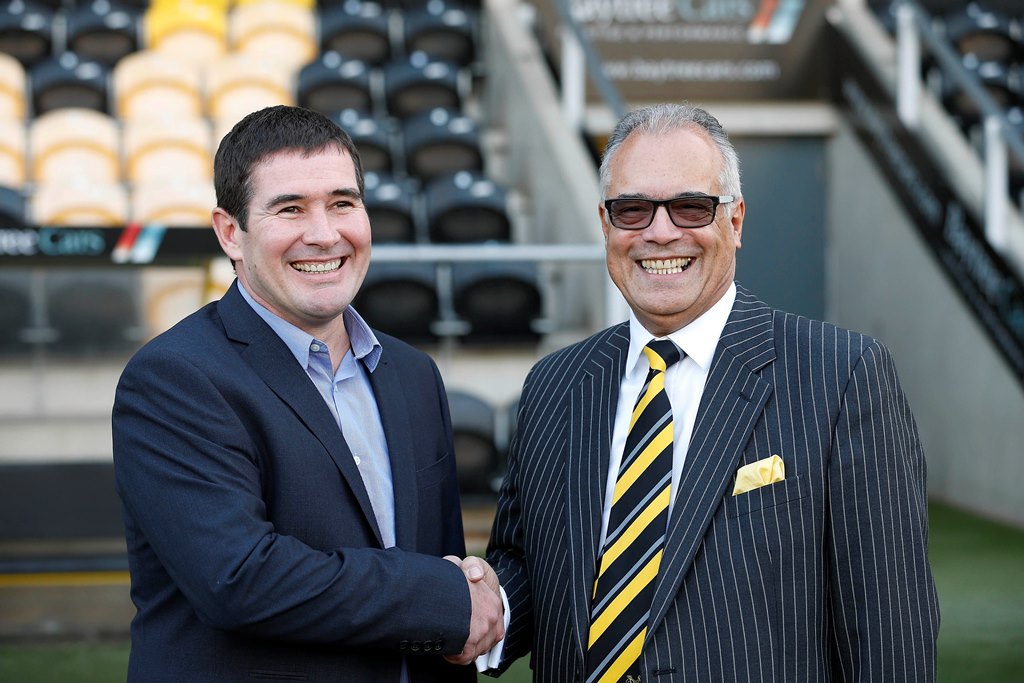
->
xmin=0 ymin=0 xmax=1022 ymax=679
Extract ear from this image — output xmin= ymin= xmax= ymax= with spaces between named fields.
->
xmin=598 ymin=201 xmax=610 ymax=243
xmin=729 ymin=197 xmax=745 ymax=249
xmin=211 ymin=208 xmax=244 ymax=262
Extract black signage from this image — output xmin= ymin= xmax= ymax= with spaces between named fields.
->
xmin=0 ymin=224 xmax=222 ymax=265
xmin=834 ymin=24 xmax=1024 ymax=383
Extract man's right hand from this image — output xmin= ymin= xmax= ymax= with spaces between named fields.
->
xmin=442 ymin=555 xmax=504 ymax=665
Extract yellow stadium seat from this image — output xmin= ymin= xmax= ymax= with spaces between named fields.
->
xmin=29 ymin=108 xmax=121 ymax=184
xmin=132 ymin=178 xmax=215 ymax=227
xmin=230 ymin=1 xmax=316 ymax=72
xmin=0 ymin=52 xmax=27 ymax=120
xmin=124 ymin=116 xmax=213 ymax=183
xmin=114 ymin=50 xmax=204 ymax=121
xmin=0 ymin=120 xmax=26 ymax=187
xmin=205 ymin=53 xmax=294 ymax=127
xmin=32 ymin=179 xmax=129 ymax=226
xmin=145 ymin=1 xmax=228 ymax=69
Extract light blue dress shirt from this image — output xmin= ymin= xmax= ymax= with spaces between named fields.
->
xmin=237 ymin=283 xmax=396 ymax=548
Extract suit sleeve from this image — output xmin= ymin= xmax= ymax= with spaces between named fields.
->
xmin=826 ymin=341 xmax=940 ymax=680
xmin=112 ymin=346 xmax=472 ymax=652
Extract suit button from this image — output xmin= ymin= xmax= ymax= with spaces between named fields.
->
xmin=399 ymin=640 xmax=408 ymax=650
xmin=435 ymin=642 xmax=444 ymax=651
xmin=410 ymin=641 xmax=421 ymax=652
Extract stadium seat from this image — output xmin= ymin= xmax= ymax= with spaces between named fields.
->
xmin=452 ymin=261 xmax=542 ymax=343
xmin=144 ymin=0 xmax=228 ymax=68
xmin=402 ymin=0 xmax=476 ymax=67
xmin=0 ymin=52 xmax=27 ymax=119
xmin=0 ymin=120 xmax=26 ymax=187
xmin=30 ymin=108 xmax=120 ymax=183
xmin=319 ymin=0 xmax=393 ymax=66
xmin=0 ymin=0 xmax=54 ymax=67
xmin=352 ymin=261 xmax=438 ymax=342
xmin=124 ymin=116 xmax=213 ymax=183
xmin=940 ymin=56 xmax=1023 ymax=126
xmin=132 ymin=178 xmax=215 ymax=226
xmin=402 ymin=106 xmax=482 ymax=180
xmin=0 ymin=272 xmax=31 ymax=354
xmin=230 ymin=0 xmax=316 ymax=72
xmin=447 ymin=389 xmax=500 ymax=496
xmin=297 ymin=52 xmax=375 ymax=115
xmin=0 ymin=183 xmax=25 ymax=224
xmin=423 ymin=170 xmax=510 ymax=243
xmin=29 ymin=52 xmax=112 ymax=115
xmin=363 ymin=170 xmax=419 ymax=242
xmin=31 ymin=179 xmax=128 ymax=226
xmin=382 ymin=53 xmax=462 ymax=119
xmin=205 ymin=52 xmax=295 ymax=127
xmin=45 ymin=270 xmax=141 ymax=354
xmin=942 ymin=3 xmax=1022 ymax=65
xmin=113 ymin=49 xmax=204 ymax=120
xmin=65 ymin=0 xmax=142 ymax=66
xmin=332 ymin=109 xmax=397 ymax=174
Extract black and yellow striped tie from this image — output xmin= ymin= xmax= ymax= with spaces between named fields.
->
xmin=586 ymin=339 xmax=681 ymax=683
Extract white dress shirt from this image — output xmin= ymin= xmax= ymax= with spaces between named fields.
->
xmin=598 ymin=282 xmax=736 ymax=549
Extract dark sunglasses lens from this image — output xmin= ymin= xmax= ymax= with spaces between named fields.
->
xmin=668 ymin=197 xmax=715 ymax=226
xmin=609 ymin=200 xmax=655 ymax=228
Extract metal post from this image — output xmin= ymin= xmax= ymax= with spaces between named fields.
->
xmin=560 ymin=23 xmax=585 ymax=132
xmin=984 ymin=115 xmax=1008 ymax=251
xmin=896 ymin=2 xmax=921 ymax=130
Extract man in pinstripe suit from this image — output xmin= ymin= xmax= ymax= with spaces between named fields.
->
xmin=480 ymin=104 xmax=940 ymax=681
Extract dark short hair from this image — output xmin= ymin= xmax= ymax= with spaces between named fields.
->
xmin=214 ymin=105 xmax=365 ymax=230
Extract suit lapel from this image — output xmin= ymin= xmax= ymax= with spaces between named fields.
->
xmin=218 ymin=282 xmax=385 ymax=547
xmin=366 ymin=351 xmax=418 ymax=550
xmin=566 ymin=323 xmax=630 ymax=662
xmin=647 ymin=287 xmax=776 ymax=639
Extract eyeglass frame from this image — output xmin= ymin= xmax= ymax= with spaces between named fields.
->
xmin=602 ymin=193 xmax=735 ymax=230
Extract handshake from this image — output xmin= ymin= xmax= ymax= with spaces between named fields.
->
xmin=443 ymin=555 xmax=505 ymax=667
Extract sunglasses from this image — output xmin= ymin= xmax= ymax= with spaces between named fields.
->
xmin=604 ymin=194 xmax=734 ymax=230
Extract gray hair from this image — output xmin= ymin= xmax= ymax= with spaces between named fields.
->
xmin=598 ymin=103 xmax=742 ymax=204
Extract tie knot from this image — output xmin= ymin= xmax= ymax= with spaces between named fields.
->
xmin=643 ymin=339 xmax=681 ymax=373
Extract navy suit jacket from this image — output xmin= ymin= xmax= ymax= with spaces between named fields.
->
xmin=487 ymin=286 xmax=939 ymax=682
xmin=113 ymin=281 xmax=475 ymax=682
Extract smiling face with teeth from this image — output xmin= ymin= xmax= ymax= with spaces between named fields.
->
xmin=600 ymin=125 xmax=745 ymax=337
xmin=212 ymin=146 xmax=371 ymax=347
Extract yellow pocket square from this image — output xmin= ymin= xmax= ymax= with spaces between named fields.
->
xmin=732 ymin=455 xmax=785 ymax=496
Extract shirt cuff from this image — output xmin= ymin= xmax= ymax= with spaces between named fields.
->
xmin=474 ymin=585 xmax=510 ymax=672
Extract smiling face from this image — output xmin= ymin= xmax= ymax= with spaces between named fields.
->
xmin=600 ymin=126 xmax=745 ymax=336
xmin=212 ymin=145 xmax=371 ymax=342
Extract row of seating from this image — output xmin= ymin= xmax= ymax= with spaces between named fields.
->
xmin=0 ymin=259 xmax=544 ymax=357
xmin=874 ymin=1 xmax=1024 ymax=195
xmin=447 ymin=388 xmax=516 ymax=497
xmin=0 ymin=168 xmax=508 ymax=244
xmin=0 ymin=0 xmax=476 ymax=70
xmin=0 ymin=106 xmax=482 ymax=188
xmin=0 ymin=47 xmax=471 ymax=122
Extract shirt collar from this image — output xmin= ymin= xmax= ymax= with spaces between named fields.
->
xmin=625 ymin=281 xmax=736 ymax=379
xmin=236 ymin=280 xmax=382 ymax=372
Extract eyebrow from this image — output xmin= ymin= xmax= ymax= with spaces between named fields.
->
xmin=264 ymin=187 xmax=363 ymax=209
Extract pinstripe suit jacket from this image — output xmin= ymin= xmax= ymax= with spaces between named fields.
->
xmin=486 ymin=286 xmax=939 ymax=682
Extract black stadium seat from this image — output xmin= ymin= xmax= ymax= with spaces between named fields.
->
xmin=424 ymin=170 xmax=510 ymax=243
xmin=452 ymin=261 xmax=542 ymax=343
xmin=402 ymin=106 xmax=482 ymax=180
xmin=333 ymin=108 xmax=398 ymax=175
xmin=382 ymin=53 xmax=461 ymax=119
xmin=446 ymin=389 xmax=501 ymax=496
xmin=298 ymin=52 xmax=376 ymax=116
xmin=352 ymin=262 xmax=438 ymax=342
xmin=30 ymin=52 xmax=112 ymax=115
xmin=363 ymin=171 xmax=420 ymax=243
xmin=402 ymin=0 xmax=476 ymax=67
xmin=65 ymin=0 xmax=142 ymax=67
xmin=319 ymin=0 xmax=393 ymax=66
xmin=0 ymin=0 xmax=55 ymax=68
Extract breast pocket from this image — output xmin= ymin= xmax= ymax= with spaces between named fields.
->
xmin=726 ymin=473 xmax=807 ymax=519
xmin=415 ymin=451 xmax=452 ymax=489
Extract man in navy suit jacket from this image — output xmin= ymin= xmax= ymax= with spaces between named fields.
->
xmin=112 ymin=105 xmax=503 ymax=682
xmin=481 ymin=104 xmax=939 ymax=681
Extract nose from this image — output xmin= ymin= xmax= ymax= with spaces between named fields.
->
xmin=302 ymin=209 xmax=341 ymax=248
xmin=643 ymin=204 xmax=679 ymax=244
